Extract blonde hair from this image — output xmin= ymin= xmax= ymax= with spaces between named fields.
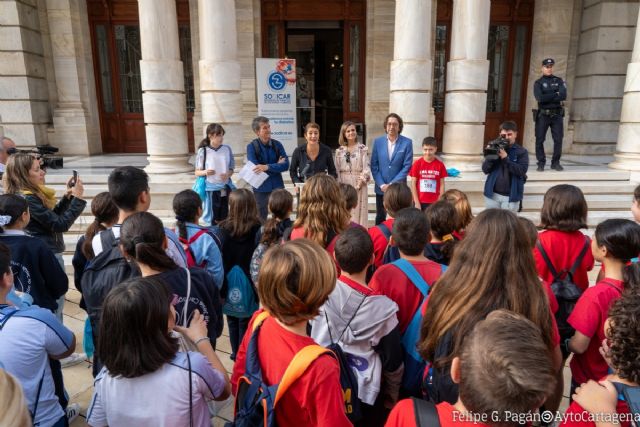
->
xmin=293 ymin=174 xmax=349 ymax=247
xmin=3 ymin=153 xmax=46 ymax=204
xmin=440 ymin=189 xmax=474 ymax=233
xmin=338 ymin=121 xmax=357 ymax=146
xmin=258 ymin=239 xmax=336 ymax=325
xmin=0 ymin=369 xmax=31 ymax=427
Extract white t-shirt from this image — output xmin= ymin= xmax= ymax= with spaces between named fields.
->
xmin=88 ymin=352 xmax=225 ymax=427
xmin=195 ymin=146 xmax=234 ymax=185
xmin=0 ymin=305 xmax=74 ymax=426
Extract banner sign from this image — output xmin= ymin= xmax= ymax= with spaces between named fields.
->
xmin=256 ymin=58 xmax=298 ymax=154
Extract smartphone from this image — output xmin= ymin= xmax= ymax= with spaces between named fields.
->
xmin=69 ymin=170 xmax=78 ymax=188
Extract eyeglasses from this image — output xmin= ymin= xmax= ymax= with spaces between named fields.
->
xmin=170 ymin=293 xmax=180 ymax=307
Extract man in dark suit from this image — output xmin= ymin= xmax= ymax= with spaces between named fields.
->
xmin=370 ymin=113 xmax=413 ymax=225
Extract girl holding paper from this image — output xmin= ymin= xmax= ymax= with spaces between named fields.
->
xmin=195 ymin=123 xmax=235 ymax=225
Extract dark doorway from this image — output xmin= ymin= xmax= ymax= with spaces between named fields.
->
xmin=286 ymin=23 xmax=344 ymax=148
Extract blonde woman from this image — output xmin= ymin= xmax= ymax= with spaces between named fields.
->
xmin=335 ymin=121 xmax=371 ymax=226
xmin=0 ymin=369 xmax=31 ymax=427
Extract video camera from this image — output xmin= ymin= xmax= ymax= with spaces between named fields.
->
xmin=483 ymin=135 xmax=510 ymax=159
xmin=7 ymin=145 xmax=63 ymax=170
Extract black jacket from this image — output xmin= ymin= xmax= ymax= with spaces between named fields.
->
xmin=534 ymin=75 xmax=567 ymax=110
xmin=25 ymin=193 xmax=86 ymax=253
xmin=0 ymin=233 xmax=68 ymax=312
xmin=289 ymin=143 xmax=337 ymax=184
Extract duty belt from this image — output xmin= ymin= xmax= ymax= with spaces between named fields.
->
xmin=540 ymin=108 xmax=563 ymax=115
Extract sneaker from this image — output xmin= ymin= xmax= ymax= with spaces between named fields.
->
xmin=61 ymin=353 xmax=85 ymax=368
xmin=536 ymin=165 xmax=544 ymax=172
xmin=66 ymin=403 xmax=80 ymax=423
xmin=551 ymin=163 xmax=564 ymax=171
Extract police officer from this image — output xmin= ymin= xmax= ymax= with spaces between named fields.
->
xmin=534 ymin=58 xmax=567 ymax=171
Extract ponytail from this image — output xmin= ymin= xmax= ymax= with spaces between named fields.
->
xmin=172 ymin=190 xmax=201 ymax=241
xmin=120 ymin=212 xmax=178 ymax=273
xmin=122 ymin=239 xmax=176 ymax=272
xmin=623 ymin=262 xmax=640 ymax=293
xmin=81 ymin=192 xmax=118 ymax=260
xmin=0 ymin=194 xmax=29 ymax=234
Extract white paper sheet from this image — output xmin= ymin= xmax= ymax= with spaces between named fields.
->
xmin=238 ymin=161 xmax=268 ymax=188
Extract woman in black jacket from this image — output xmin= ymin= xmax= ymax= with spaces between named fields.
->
xmin=289 ymin=122 xmax=337 ymax=187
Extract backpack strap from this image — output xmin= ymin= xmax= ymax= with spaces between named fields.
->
xmin=252 ymin=140 xmax=263 ymax=164
xmin=392 ymin=258 xmax=430 ymax=297
xmin=274 ymin=344 xmax=332 ymax=406
xmin=251 ymin=311 xmax=271 ymax=333
xmin=186 ymin=228 xmax=208 ymax=245
xmin=377 ymin=223 xmax=392 ymax=241
xmin=100 ymin=228 xmax=117 ymax=249
xmin=324 ymin=293 xmax=366 ymax=345
xmin=0 ymin=306 xmax=19 ymax=329
xmin=568 ymin=237 xmax=590 ymax=276
xmin=536 ymin=241 xmax=560 ymax=279
xmin=413 ymin=398 xmax=440 ymax=427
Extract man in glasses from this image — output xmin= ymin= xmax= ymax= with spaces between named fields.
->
xmin=533 ymin=58 xmax=567 ymax=172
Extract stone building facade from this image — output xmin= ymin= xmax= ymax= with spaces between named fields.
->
xmin=1 ymin=0 xmax=640 ymax=173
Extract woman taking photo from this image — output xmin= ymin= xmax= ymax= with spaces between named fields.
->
xmin=335 ymin=121 xmax=371 ymax=226
xmin=289 ymin=122 xmax=337 ymax=189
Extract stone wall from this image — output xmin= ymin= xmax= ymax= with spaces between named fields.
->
xmin=570 ymin=0 xmax=639 ymax=155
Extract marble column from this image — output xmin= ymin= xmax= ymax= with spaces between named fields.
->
xmin=388 ymin=0 xmax=432 ymax=152
xmin=198 ymin=0 xmax=242 ymax=154
xmin=138 ymin=0 xmax=191 ymax=174
xmin=610 ymin=10 xmax=640 ymax=171
xmin=441 ymin=0 xmax=491 ymax=171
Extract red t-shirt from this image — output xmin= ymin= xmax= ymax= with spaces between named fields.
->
xmin=409 ymin=158 xmax=448 ymax=204
xmin=369 ymin=219 xmax=395 ymax=268
xmin=386 ymin=399 xmax=490 ymax=427
xmin=568 ymin=279 xmax=624 ymax=385
xmin=369 ymin=259 xmax=443 ymax=333
xmin=231 ymin=311 xmax=351 ymax=427
xmin=533 ymin=230 xmax=594 ymax=292
xmin=561 ymin=396 xmax=630 ymax=427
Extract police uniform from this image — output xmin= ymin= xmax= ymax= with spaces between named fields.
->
xmin=534 ymin=58 xmax=567 ymax=171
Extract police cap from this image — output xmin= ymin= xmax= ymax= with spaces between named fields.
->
xmin=542 ymin=58 xmax=555 ymax=66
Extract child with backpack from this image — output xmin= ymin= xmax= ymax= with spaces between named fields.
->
xmin=216 ymin=188 xmax=262 ymax=361
xmin=369 ymin=207 xmax=446 ymax=396
xmin=194 ymin=123 xmax=235 ymax=225
xmin=424 ymin=201 xmax=458 ymax=266
xmin=310 ymin=227 xmax=403 ymax=426
xmin=250 ymin=189 xmax=293 ymax=285
xmin=386 ymin=310 xmax=556 ymax=427
xmin=567 ymin=219 xmax=640 ymax=392
xmin=562 ymin=288 xmax=640 ymax=427
xmin=439 ymin=189 xmax=473 ymax=240
xmin=368 ymin=183 xmax=413 ymax=268
xmin=408 ymin=137 xmax=447 ymax=211
xmin=87 ymin=276 xmax=230 ymax=426
xmin=173 ymin=189 xmax=224 ymax=288
xmin=229 ymin=239 xmax=351 ymax=427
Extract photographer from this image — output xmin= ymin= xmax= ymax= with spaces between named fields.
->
xmin=482 ymin=121 xmax=528 ymax=212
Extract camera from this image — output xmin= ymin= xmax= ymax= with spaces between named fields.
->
xmin=483 ymin=135 xmax=510 ymax=159
xmin=7 ymin=145 xmax=63 ymax=170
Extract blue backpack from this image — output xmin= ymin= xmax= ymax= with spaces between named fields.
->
xmin=377 ymin=223 xmax=400 ymax=265
xmin=392 ymin=258 xmax=447 ymax=396
xmin=222 ymin=266 xmax=258 ymax=318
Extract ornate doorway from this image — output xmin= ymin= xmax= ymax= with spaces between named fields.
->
xmin=87 ymin=0 xmax=194 ymax=153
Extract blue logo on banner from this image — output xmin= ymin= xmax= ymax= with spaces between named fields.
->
xmin=268 ymin=71 xmax=286 ymax=91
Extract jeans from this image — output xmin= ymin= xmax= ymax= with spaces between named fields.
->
xmin=484 ymin=193 xmax=519 ymax=212
xmin=227 ymin=315 xmax=250 ymax=360
xmin=253 ymin=191 xmax=271 ymax=221
xmin=54 ymin=253 xmax=65 ymax=323
xmin=375 ymin=194 xmax=386 ymax=225
xmin=203 ymin=189 xmax=229 ymax=225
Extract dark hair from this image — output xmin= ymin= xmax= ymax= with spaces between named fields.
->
xmin=0 ymin=194 xmax=28 ymax=233
xmin=82 ymin=192 xmax=119 ymax=259
xmin=334 ymin=227 xmax=373 ymax=274
xmin=426 ymin=201 xmax=458 ymax=259
xmin=108 ymin=166 xmax=149 ymax=212
xmin=422 ymin=137 xmax=437 ymax=147
xmin=607 ymin=288 xmax=640 ymax=384
xmin=97 ymin=276 xmax=179 ymax=378
xmin=252 ymin=116 xmax=269 ymax=133
xmin=635 ymin=184 xmax=640 ymax=203
xmin=261 ymin=189 xmax=293 ymax=246
xmin=339 ymin=183 xmax=358 ymax=211
xmin=198 ymin=123 xmax=225 ymax=150
xmin=173 ymin=190 xmax=202 ymax=240
xmin=518 ymin=217 xmax=539 ymax=249
xmin=0 ymin=242 xmax=11 ymax=274
xmin=219 ymin=189 xmax=262 ymax=238
xmin=384 ymin=113 xmax=404 ymax=133
xmin=393 ymin=208 xmax=430 ymax=256
xmin=383 ymin=183 xmax=413 ymax=218
xmin=120 ymin=212 xmax=177 ymax=272
xmin=594 ymin=219 xmax=640 ymax=263
xmin=499 ymin=121 xmax=518 ymax=132
xmin=539 ymin=184 xmax=588 ymax=231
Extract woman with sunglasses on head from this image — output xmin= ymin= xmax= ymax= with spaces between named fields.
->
xmin=335 ymin=121 xmax=371 ymax=227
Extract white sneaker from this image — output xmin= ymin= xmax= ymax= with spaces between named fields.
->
xmin=66 ymin=403 xmax=81 ymax=423
xmin=61 ymin=353 xmax=85 ymax=368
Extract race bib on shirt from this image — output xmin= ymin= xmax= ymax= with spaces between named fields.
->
xmin=420 ymin=179 xmax=437 ymax=193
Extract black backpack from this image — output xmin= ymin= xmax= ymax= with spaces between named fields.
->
xmin=412 ymin=398 xmax=440 ymax=427
xmin=536 ymin=237 xmax=589 ymax=358
xmin=81 ymin=229 xmax=140 ymax=333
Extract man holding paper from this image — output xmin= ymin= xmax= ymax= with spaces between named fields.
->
xmin=246 ymin=116 xmax=290 ymax=219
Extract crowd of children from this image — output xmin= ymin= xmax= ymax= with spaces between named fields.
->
xmin=2 ymin=126 xmax=640 ymax=427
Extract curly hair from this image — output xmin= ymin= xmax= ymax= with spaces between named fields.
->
xmin=293 ymin=174 xmax=349 ymax=247
xmin=607 ymin=286 xmax=640 ymax=384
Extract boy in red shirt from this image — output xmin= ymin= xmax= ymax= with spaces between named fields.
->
xmin=369 ymin=207 xmax=443 ymax=333
xmin=385 ymin=310 xmax=556 ymax=427
xmin=230 ymin=240 xmax=351 ymax=427
xmin=368 ymin=183 xmax=413 ymax=268
xmin=409 ymin=137 xmax=447 ymax=211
